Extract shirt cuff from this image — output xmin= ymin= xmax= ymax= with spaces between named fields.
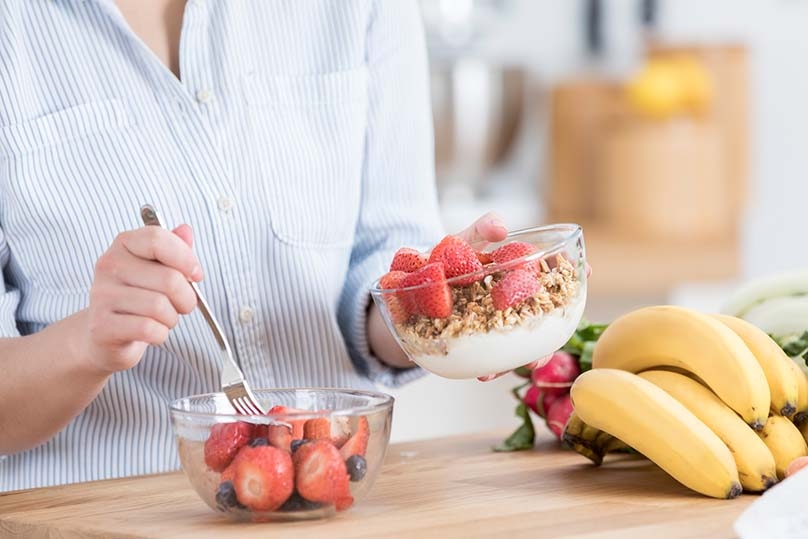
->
xmin=338 ymin=248 xmax=427 ymax=388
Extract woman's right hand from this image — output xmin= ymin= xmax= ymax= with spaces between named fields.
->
xmin=82 ymin=224 xmax=202 ymax=375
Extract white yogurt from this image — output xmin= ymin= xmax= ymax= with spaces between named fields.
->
xmin=410 ymin=289 xmax=588 ymax=380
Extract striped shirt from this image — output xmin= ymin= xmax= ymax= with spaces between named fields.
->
xmin=0 ymin=0 xmax=442 ymax=490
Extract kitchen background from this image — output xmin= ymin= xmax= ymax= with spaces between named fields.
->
xmin=388 ymin=0 xmax=808 ymax=442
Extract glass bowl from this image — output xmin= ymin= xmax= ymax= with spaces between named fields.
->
xmin=170 ymin=388 xmax=394 ymax=522
xmin=370 ymin=224 xmax=587 ymax=379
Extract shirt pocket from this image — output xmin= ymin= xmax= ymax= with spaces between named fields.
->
xmin=243 ymin=67 xmax=368 ymax=249
xmin=0 ymin=99 xmax=132 ymax=158
xmin=0 ymin=98 xmax=173 ymax=295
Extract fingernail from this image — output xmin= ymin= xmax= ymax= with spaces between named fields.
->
xmin=190 ymin=265 xmax=203 ymax=281
xmin=490 ymin=218 xmax=506 ymax=230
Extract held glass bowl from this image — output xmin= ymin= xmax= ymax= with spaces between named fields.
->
xmin=370 ymin=224 xmax=587 ymax=379
xmin=170 ymin=388 xmax=393 ymax=522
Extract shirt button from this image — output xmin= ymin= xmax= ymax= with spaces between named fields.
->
xmin=238 ymin=306 xmax=255 ymax=324
xmin=217 ymin=196 xmax=234 ymax=212
xmin=195 ymin=88 xmax=214 ymax=104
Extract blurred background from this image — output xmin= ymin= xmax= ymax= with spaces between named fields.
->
xmin=390 ymin=0 xmax=808 ymax=442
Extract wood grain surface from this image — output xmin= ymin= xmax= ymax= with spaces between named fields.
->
xmin=0 ymin=431 xmax=756 ymax=539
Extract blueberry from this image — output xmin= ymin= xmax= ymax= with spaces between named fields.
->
xmin=279 ymin=491 xmax=323 ymax=512
xmin=215 ymin=481 xmax=244 ymax=511
xmin=290 ymin=439 xmax=308 ymax=453
xmin=248 ymin=437 xmax=269 ymax=447
xmin=345 ymin=455 xmax=367 ymax=482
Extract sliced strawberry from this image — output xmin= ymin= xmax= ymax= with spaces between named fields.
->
xmin=475 ymin=250 xmax=493 ymax=265
xmin=294 ymin=440 xmax=351 ymax=506
xmin=220 ymin=460 xmax=238 ymax=483
xmin=267 ymin=423 xmax=293 ymax=452
xmin=389 ymin=248 xmax=428 ymax=273
xmin=335 ymin=494 xmax=355 ymax=512
xmin=339 ymin=417 xmax=369 ymax=460
xmin=331 ymin=416 xmax=352 ymax=448
xmin=378 ymin=270 xmax=411 ymax=323
xmin=490 ymin=269 xmax=541 ymax=311
xmin=204 ymin=421 xmax=254 ymax=472
xmin=267 ymin=405 xmax=306 ymax=440
xmin=231 ymin=445 xmax=295 ymax=512
xmin=303 ymin=418 xmax=331 ymax=441
xmin=426 ymin=235 xmax=483 ymax=286
xmin=491 ymin=241 xmax=539 ymax=274
xmin=400 ymin=262 xmax=453 ymax=319
xmin=253 ymin=424 xmax=269 ymax=440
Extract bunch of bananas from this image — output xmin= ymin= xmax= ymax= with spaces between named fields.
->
xmin=563 ymin=305 xmax=808 ymax=499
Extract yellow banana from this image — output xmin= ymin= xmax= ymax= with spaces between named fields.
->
xmin=592 ymin=305 xmax=770 ymax=429
xmin=639 ymin=370 xmax=777 ymax=492
xmin=756 ymin=415 xmax=808 ymax=479
xmin=562 ymin=412 xmax=622 ymax=465
xmin=712 ymin=314 xmax=799 ymax=417
xmin=785 ymin=358 xmax=808 ymax=425
xmin=570 ymin=368 xmax=742 ymax=499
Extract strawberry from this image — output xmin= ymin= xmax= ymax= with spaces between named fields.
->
xmin=253 ymin=424 xmax=269 ymax=440
xmin=303 ymin=418 xmax=331 ymax=441
xmin=267 ymin=423 xmax=293 ymax=452
xmin=400 ymin=262 xmax=453 ymax=319
xmin=294 ymin=440 xmax=351 ymax=507
xmin=490 ymin=269 xmax=541 ymax=311
xmin=378 ymin=270 xmax=411 ymax=323
xmin=389 ymin=248 xmax=428 ymax=273
xmin=204 ymin=421 xmax=254 ymax=472
xmin=475 ymin=250 xmax=493 ymax=265
xmin=491 ymin=241 xmax=539 ymax=274
xmin=339 ymin=416 xmax=369 ymax=460
xmin=231 ymin=445 xmax=295 ymax=511
xmin=331 ymin=416 xmax=352 ymax=448
xmin=267 ymin=405 xmax=306 ymax=440
xmin=426 ymin=235 xmax=483 ymax=286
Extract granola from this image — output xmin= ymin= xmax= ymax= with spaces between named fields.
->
xmin=396 ymin=254 xmax=580 ymax=357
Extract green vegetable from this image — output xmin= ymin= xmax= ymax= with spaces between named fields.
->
xmin=493 ymin=402 xmax=535 ymax=452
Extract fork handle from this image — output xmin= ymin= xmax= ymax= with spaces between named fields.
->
xmin=140 ymin=204 xmax=230 ymax=354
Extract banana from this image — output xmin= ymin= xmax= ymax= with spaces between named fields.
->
xmin=562 ymin=412 xmax=620 ymax=465
xmin=712 ymin=314 xmax=799 ymax=417
xmin=570 ymin=368 xmax=742 ymax=499
xmin=756 ymin=415 xmax=808 ymax=479
xmin=592 ymin=305 xmax=770 ymax=429
xmin=638 ymin=370 xmax=778 ymax=492
xmin=786 ymin=358 xmax=808 ymax=425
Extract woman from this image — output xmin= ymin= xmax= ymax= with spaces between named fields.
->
xmin=0 ymin=0 xmax=534 ymax=490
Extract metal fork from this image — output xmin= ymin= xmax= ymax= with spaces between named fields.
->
xmin=140 ymin=204 xmax=266 ymax=416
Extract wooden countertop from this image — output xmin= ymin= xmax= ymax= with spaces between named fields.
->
xmin=0 ymin=431 xmax=755 ymax=539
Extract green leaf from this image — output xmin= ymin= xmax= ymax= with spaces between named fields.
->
xmin=493 ymin=402 xmax=535 ymax=452
xmin=578 ymin=341 xmax=597 ymax=372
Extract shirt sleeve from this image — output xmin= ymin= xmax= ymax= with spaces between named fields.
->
xmin=337 ymin=0 xmax=445 ymax=388
xmin=0 ymin=227 xmax=21 ymax=337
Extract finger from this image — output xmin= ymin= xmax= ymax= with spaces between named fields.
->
xmin=458 ymin=212 xmax=508 ymax=245
xmin=478 ymin=372 xmax=507 ymax=382
xmin=116 ymin=227 xmax=202 ymax=281
xmin=95 ymin=254 xmax=197 ymax=314
xmin=99 ymin=286 xmax=181 ymax=329
xmin=90 ymin=313 xmax=170 ymax=347
xmin=172 ymin=224 xmax=194 ymax=249
xmin=585 ymin=263 xmax=592 ymax=278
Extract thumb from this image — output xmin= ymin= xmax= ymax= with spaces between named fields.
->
xmin=172 ymin=224 xmax=194 ymax=248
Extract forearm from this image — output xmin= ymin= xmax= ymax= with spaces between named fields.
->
xmin=0 ymin=309 xmax=110 ymax=454
xmin=367 ymin=302 xmax=412 ymax=369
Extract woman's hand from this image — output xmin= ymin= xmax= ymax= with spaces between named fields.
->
xmin=82 ymin=225 xmax=202 ymax=375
